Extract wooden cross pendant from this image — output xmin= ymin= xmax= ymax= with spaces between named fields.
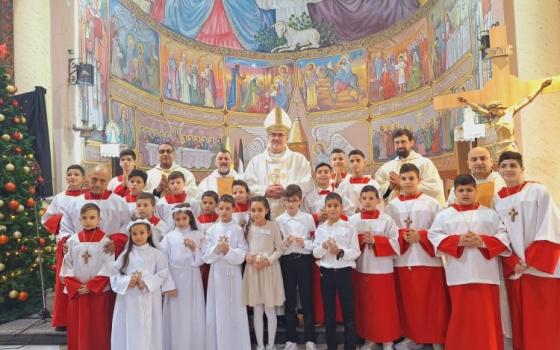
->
xmin=404 ymin=216 xmax=413 ymax=228
xmin=82 ymin=250 xmax=92 ymax=264
xmin=509 ymin=207 xmax=519 ymax=222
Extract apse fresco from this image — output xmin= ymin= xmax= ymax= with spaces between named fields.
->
xmin=129 ymin=0 xmax=425 ymax=52
xmin=137 ymin=111 xmax=225 ymax=169
xmin=224 ymin=57 xmax=295 ymax=113
xmin=430 ymin=0 xmax=471 ymax=78
xmin=110 ymin=0 xmax=160 ymax=95
xmin=371 ymin=105 xmax=457 ymax=163
xmin=79 ymin=0 xmax=110 ymax=132
xmin=161 ymin=37 xmax=225 ymax=109
xmin=368 ymin=19 xmax=430 ymax=102
xmin=107 ymin=100 xmax=136 ymax=148
xmin=297 ymin=49 xmax=367 ymax=112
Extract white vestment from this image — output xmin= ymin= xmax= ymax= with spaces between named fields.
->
xmin=447 ymin=171 xmax=505 ymax=206
xmin=145 ymin=162 xmax=198 ymax=198
xmin=197 ymin=169 xmax=241 ymax=199
xmin=110 ymin=244 xmax=168 ymax=350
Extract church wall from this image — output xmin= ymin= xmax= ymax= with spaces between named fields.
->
xmin=69 ymin=0 xmax=511 ymax=197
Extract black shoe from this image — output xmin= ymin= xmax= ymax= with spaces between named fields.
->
xmin=54 ymin=326 xmax=66 ymax=332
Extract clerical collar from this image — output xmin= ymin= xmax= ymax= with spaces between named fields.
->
xmin=148 ymin=216 xmax=160 ymax=225
xmin=498 ymin=181 xmax=529 ymax=198
xmin=452 ymin=203 xmax=480 ymax=212
xmin=398 ymin=193 xmax=422 ymax=201
xmin=318 ymin=189 xmax=331 ymax=195
xmin=84 ymin=190 xmax=111 ymax=200
xmin=125 ymin=194 xmax=137 ymax=203
xmin=165 ymin=192 xmax=187 ymax=204
xmin=361 ymin=210 xmax=380 ymax=219
xmin=66 ymin=189 xmax=84 ymax=196
xmin=235 ymin=202 xmax=250 ymax=212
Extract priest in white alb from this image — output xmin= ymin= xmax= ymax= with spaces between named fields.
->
xmin=197 ymin=148 xmax=240 ymax=198
xmin=375 ymin=128 xmax=445 ymax=206
xmin=447 ymin=146 xmax=505 ymax=207
xmin=243 ymin=107 xmax=313 ymax=218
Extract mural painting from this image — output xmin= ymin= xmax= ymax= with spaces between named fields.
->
xmin=137 ymin=111 xmax=224 ymax=169
xmin=368 ymin=19 xmax=430 ymax=102
xmin=161 ymin=37 xmax=224 ymax=109
xmin=372 ymin=104 xmax=457 ymax=163
xmin=297 ymin=49 xmax=367 ymax=112
xmin=110 ymin=0 xmax=160 ymax=95
xmin=106 ymin=100 xmax=136 ymax=148
xmin=224 ymin=57 xmax=295 ymax=113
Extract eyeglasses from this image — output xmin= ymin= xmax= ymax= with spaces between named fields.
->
xmin=270 ymin=133 xmax=287 ymax=138
xmin=159 ymin=149 xmax=173 ymax=154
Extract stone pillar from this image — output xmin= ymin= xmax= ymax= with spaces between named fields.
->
xmin=506 ymin=0 xmax=560 ymax=200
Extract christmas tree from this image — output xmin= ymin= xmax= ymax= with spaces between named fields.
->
xmin=0 ymin=43 xmax=56 ymax=322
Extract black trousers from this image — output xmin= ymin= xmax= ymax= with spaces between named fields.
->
xmin=280 ymin=253 xmax=316 ymax=343
xmin=320 ymin=266 xmax=356 ymax=350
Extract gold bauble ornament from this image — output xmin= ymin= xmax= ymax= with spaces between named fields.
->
xmin=0 ymin=275 xmax=7 ymax=283
xmin=8 ymin=290 xmax=18 ymax=299
xmin=22 ymin=166 xmax=30 ymax=174
xmin=1 ymin=134 xmax=10 ymax=142
xmin=0 ymin=113 xmax=4 ymax=122
xmin=5 ymin=163 xmax=15 ymax=172
xmin=0 ymin=225 xmax=5 ymax=231
xmin=21 ymin=116 xmax=26 ymax=124
xmin=9 ymin=215 xmax=16 ymax=221
xmin=26 ymin=154 xmax=34 ymax=160
xmin=4 ymin=73 xmax=11 ymax=80
xmin=0 ymin=213 xmax=4 ymax=220
xmin=0 ymin=200 xmax=3 ymax=207
xmin=35 ymin=257 xmax=43 ymax=264
xmin=13 ymin=231 xmax=22 ymax=239
xmin=6 ymin=85 xmax=17 ymax=94
xmin=16 ymin=205 xmax=24 ymax=213
xmin=0 ymin=263 xmax=5 ymax=271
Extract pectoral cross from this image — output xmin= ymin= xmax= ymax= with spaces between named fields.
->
xmin=82 ymin=250 xmax=92 ymax=264
xmin=509 ymin=207 xmax=518 ymax=222
xmin=404 ymin=216 xmax=413 ymax=228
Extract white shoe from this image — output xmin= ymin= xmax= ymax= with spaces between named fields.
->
xmin=395 ymin=338 xmax=423 ymax=350
xmin=305 ymin=341 xmax=317 ymax=350
xmin=432 ymin=345 xmax=444 ymax=350
xmin=382 ymin=343 xmax=394 ymax=350
xmin=256 ymin=346 xmax=265 ymax=350
xmin=360 ymin=340 xmax=376 ymax=350
xmin=266 ymin=345 xmax=276 ymax=350
xmin=283 ymin=342 xmax=297 ymax=350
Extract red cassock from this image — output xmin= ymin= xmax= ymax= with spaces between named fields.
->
xmin=354 ymin=235 xmax=401 ymax=343
xmin=395 ymin=229 xmax=450 ymax=344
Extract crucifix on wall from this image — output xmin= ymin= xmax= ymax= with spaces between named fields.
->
xmin=433 ymin=25 xmax=559 ymax=160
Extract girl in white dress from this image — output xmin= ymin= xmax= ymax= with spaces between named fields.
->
xmin=160 ymin=203 xmax=206 ymax=350
xmin=111 ymin=219 xmax=169 ymax=350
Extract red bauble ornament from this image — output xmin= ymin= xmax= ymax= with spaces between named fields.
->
xmin=38 ymin=237 xmax=46 ymax=247
xmin=25 ymin=198 xmax=35 ymax=208
xmin=0 ymin=234 xmax=8 ymax=245
xmin=29 ymin=186 xmax=36 ymax=195
xmin=12 ymin=131 xmax=23 ymax=141
xmin=11 ymin=99 xmax=19 ymax=108
xmin=8 ymin=199 xmax=19 ymax=210
xmin=13 ymin=116 xmax=21 ymax=124
xmin=4 ymin=181 xmax=16 ymax=192
xmin=50 ymin=264 xmax=56 ymax=272
xmin=37 ymin=176 xmax=45 ymax=185
xmin=14 ymin=146 xmax=22 ymax=154
xmin=0 ymin=98 xmax=4 ymax=107
xmin=17 ymin=291 xmax=29 ymax=302
xmin=20 ymin=245 xmax=29 ymax=253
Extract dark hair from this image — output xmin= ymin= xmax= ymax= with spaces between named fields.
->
xmin=159 ymin=142 xmax=174 ymax=151
xmin=171 ymin=203 xmax=198 ymax=230
xmin=325 ymin=192 xmax=343 ymax=205
xmin=137 ymin=192 xmax=156 ymax=206
xmin=168 ymin=171 xmax=185 ymax=182
xmin=400 ymin=163 xmax=420 ymax=177
xmin=129 ymin=169 xmax=148 ymax=184
xmin=360 ymin=185 xmax=379 ymax=198
xmin=454 ymin=174 xmax=477 ymax=188
xmin=245 ymin=196 xmax=271 ymax=238
xmin=119 ymin=222 xmax=156 ymax=275
xmin=330 ymin=148 xmax=345 ymax=155
xmin=202 ymin=190 xmax=219 ymax=203
xmin=67 ymin=164 xmax=85 ymax=176
xmin=315 ymin=162 xmax=332 ymax=172
xmin=393 ymin=128 xmax=414 ymax=141
xmin=348 ymin=149 xmax=365 ymax=158
xmin=80 ymin=203 xmax=100 ymax=215
xmin=232 ymin=179 xmax=250 ymax=194
xmin=284 ymin=184 xmax=302 ymax=199
xmin=498 ymin=151 xmax=523 ymax=167
xmin=119 ymin=149 xmax=136 ymax=160
xmin=219 ymin=194 xmax=235 ymax=207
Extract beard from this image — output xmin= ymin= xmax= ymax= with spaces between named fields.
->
xmin=217 ymin=166 xmax=230 ymax=175
xmin=396 ymin=148 xmax=410 ymax=158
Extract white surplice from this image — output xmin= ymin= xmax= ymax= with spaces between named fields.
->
xmin=160 ymin=228 xmax=206 ymax=350
xmin=197 ymin=169 xmax=241 ymax=199
xmin=203 ymin=221 xmax=250 ymax=350
xmin=336 ymin=176 xmax=384 ymax=214
xmin=145 ymin=162 xmax=198 ymax=198
xmin=375 ymin=150 xmax=445 ymax=206
xmin=243 ymin=147 xmax=313 ymax=219
xmin=110 ymin=244 xmax=169 ymax=350
xmin=447 ymin=171 xmax=505 ymax=206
